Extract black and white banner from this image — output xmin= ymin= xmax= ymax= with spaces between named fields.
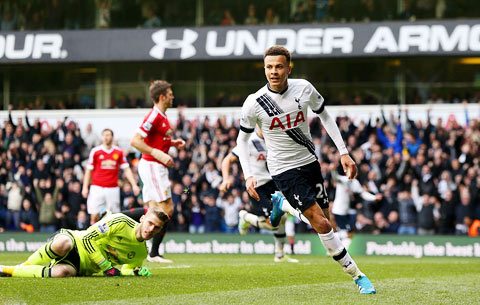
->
xmin=0 ymin=19 xmax=479 ymax=63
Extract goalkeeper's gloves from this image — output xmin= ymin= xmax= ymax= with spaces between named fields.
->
xmin=104 ymin=267 xmax=121 ymax=277
xmin=98 ymin=259 xmax=120 ymax=276
xmin=134 ymin=267 xmax=151 ymax=277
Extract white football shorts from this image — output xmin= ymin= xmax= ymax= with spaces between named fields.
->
xmin=87 ymin=185 xmax=120 ymax=214
xmin=138 ymin=158 xmax=171 ymax=203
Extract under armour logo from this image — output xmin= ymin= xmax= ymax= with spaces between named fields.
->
xmin=150 ymin=29 xmax=198 ymax=59
xmin=294 ymin=194 xmax=302 ymax=206
xmin=294 ymin=98 xmax=301 ymax=109
xmin=344 ymin=261 xmax=352 ymax=269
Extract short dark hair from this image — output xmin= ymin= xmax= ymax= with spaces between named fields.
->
xmin=149 ymin=80 xmax=172 ymax=104
xmin=102 ymin=128 xmax=113 ymax=137
xmin=264 ymin=46 xmax=291 ymax=65
xmin=148 ymin=206 xmax=170 ymax=222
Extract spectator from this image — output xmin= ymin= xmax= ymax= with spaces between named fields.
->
xmin=189 ymin=195 xmax=205 ymax=234
xmin=56 ymin=202 xmax=76 ymax=229
xmin=291 ymin=2 xmax=309 ymax=23
xmin=34 ymin=178 xmax=61 ymax=233
xmin=95 ymin=0 xmax=111 ymax=29
xmin=1 ymin=9 xmax=17 ymax=31
xmin=203 ymin=194 xmax=222 ymax=232
xmin=376 ymin=111 xmax=403 ymax=154
xmin=76 ymin=210 xmax=89 ymax=230
xmin=438 ymin=190 xmax=456 ymax=234
xmin=373 ymin=211 xmax=397 ymax=234
xmin=264 ymin=8 xmax=279 ymax=25
xmin=216 ymin=193 xmax=243 ymax=233
xmin=82 ymin=123 xmax=100 ymax=158
xmin=416 ymin=194 xmax=437 ymax=235
xmin=220 ymin=9 xmax=235 ymax=26
xmin=6 ymin=181 xmax=23 ymax=230
xmin=311 ymin=0 xmax=329 ymax=22
xmin=143 ymin=7 xmax=161 ymax=28
xmin=244 ymin=4 xmax=258 ymax=25
xmin=397 ymin=0 xmax=416 ymax=21
xmin=455 ymin=189 xmax=472 ymax=235
xmin=19 ymin=198 xmax=39 ymax=232
xmin=397 ymin=190 xmax=417 ymax=235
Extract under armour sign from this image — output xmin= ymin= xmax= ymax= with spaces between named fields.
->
xmin=1 ymin=20 xmax=480 ymax=63
xmin=149 ymin=29 xmax=198 ymax=59
xmin=0 ymin=34 xmax=67 ymax=60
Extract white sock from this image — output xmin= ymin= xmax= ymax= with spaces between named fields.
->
xmin=318 ymin=229 xmax=362 ymax=279
xmin=281 ymin=199 xmax=311 ymax=225
xmin=274 ymin=223 xmax=286 ymax=258
xmin=244 ymin=213 xmax=275 ymax=231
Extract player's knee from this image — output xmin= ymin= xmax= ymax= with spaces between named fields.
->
xmin=51 ymin=235 xmax=73 ymax=256
xmin=158 ymin=200 xmax=174 ymax=217
xmin=51 ymin=265 xmax=76 ymax=278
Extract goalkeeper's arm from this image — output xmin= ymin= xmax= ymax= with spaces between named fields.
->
xmin=120 ymin=264 xmax=150 ymax=276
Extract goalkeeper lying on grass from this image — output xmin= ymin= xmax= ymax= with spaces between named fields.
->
xmin=0 ymin=207 xmax=169 ymax=278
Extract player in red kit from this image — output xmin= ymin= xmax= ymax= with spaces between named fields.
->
xmin=130 ymin=80 xmax=185 ymax=263
xmin=82 ymin=129 xmax=140 ymax=224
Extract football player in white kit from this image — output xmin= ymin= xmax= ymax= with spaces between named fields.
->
xmin=235 ymin=46 xmax=376 ymax=294
xmin=330 ymin=163 xmax=382 ymax=240
xmin=219 ymin=127 xmax=310 ymax=262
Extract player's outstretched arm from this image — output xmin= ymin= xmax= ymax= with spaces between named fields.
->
xmin=317 ymin=109 xmax=357 ymax=179
xmin=236 ymin=130 xmax=259 ymax=201
xmin=130 ymin=132 xmax=173 ymax=167
xmin=123 ymin=167 xmax=141 ymax=196
xmin=219 ymin=152 xmax=238 ymax=193
xmin=120 ymin=264 xmax=150 ymax=276
xmin=340 ymin=154 xmax=358 ymax=180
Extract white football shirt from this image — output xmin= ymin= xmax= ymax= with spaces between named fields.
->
xmin=232 ymin=131 xmax=271 ymax=187
xmin=332 ymin=174 xmax=377 ymax=216
xmin=240 ymin=79 xmax=325 ymax=176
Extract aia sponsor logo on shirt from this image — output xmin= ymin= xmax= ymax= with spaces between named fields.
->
xmin=257 ymin=153 xmax=266 ymax=161
xmin=269 ymin=111 xmax=306 ymax=130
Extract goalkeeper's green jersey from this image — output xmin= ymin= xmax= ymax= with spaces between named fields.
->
xmin=69 ymin=213 xmax=148 ymax=276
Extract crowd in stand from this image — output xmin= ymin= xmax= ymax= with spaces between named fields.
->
xmin=1 ymin=0 xmax=479 ymax=31
xmin=0 ymin=103 xmax=479 ymax=236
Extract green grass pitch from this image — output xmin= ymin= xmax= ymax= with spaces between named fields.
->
xmin=1 ymin=253 xmax=479 ymax=304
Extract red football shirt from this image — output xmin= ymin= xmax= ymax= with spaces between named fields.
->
xmin=137 ymin=106 xmax=173 ymax=166
xmin=87 ymin=145 xmax=129 ymax=187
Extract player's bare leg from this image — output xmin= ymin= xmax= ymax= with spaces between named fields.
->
xmin=303 ymin=203 xmax=376 ymax=294
xmin=147 ymin=199 xmax=173 ymax=263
